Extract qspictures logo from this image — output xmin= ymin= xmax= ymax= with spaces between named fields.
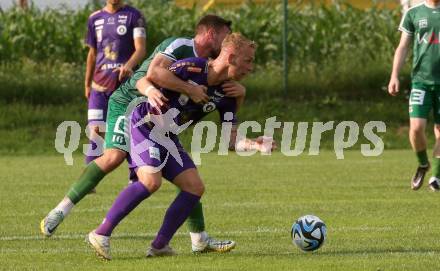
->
xmin=54 ymin=97 xmax=386 ymax=166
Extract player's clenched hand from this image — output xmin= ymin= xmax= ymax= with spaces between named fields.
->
xmin=114 ymin=65 xmax=134 ymax=81
xmin=222 ymin=81 xmax=246 ymax=98
xmin=388 ymin=77 xmax=400 ymax=96
xmin=188 ymin=85 xmax=209 ymax=104
xmin=147 ymin=87 xmax=169 ymax=108
xmin=85 ymin=85 xmax=91 ymax=100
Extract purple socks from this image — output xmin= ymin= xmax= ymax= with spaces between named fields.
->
xmin=95 ymin=181 xmax=150 ymax=236
xmin=95 ymin=181 xmax=201 ymax=250
xmin=152 ymin=191 xmax=201 ymax=249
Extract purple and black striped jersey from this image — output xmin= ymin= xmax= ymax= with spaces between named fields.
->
xmin=162 ymin=57 xmax=237 ymax=125
xmin=134 ymin=57 xmax=237 ymax=128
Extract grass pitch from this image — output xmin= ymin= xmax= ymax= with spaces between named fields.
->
xmin=1 ymin=150 xmax=439 ymax=270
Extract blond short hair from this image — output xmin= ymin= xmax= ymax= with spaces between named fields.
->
xmin=221 ymin=32 xmax=256 ymax=51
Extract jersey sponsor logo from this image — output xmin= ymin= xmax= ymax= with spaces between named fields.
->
xmin=211 ymin=96 xmax=221 ymax=103
xmin=116 ymin=25 xmax=127 ymax=35
xmin=100 ymin=63 xmax=123 ymax=71
xmin=149 ymin=147 xmax=161 ymax=161
xmin=203 ymin=102 xmax=216 ymax=113
xmin=419 ymin=18 xmax=428 ymax=28
xmin=416 ymin=32 xmax=440 ymax=44
xmin=94 ymin=19 xmax=105 ymax=26
xmin=214 ymin=90 xmax=225 ymax=97
xmin=118 ymin=14 xmax=127 ymax=24
xmin=410 ymin=89 xmax=426 ymax=105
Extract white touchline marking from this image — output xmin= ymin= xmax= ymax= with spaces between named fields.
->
xmin=0 ymin=228 xmax=285 ymax=241
xmin=0 ymin=226 xmax=416 ymax=242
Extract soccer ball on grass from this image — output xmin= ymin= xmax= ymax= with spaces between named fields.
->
xmin=291 ymin=214 xmax=326 ymax=251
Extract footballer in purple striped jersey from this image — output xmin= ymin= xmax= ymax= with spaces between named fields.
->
xmin=84 ymin=0 xmax=146 ymax=164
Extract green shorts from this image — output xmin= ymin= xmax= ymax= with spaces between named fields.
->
xmin=409 ymin=82 xmax=440 ymax=124
xmin=105 ymin=97 xmax=130 ymax=152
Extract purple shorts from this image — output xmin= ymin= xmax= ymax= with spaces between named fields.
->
xmin=127 ymin=103 xmax=196 ymax=182
xmin=87 ymin=89 xmax=113 ymax=125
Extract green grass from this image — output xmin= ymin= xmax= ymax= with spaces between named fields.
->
xmin=1 ymin=150 xmax=440 ymax=270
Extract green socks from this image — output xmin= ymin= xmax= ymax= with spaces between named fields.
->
xmin=432 ymin=157 xmax=440 ymax=178
xmin=187 ymin=201 xmax=206 ymax=232
xmin=416 ymin=150 xmax=429 ymax=166
xmin=66 ymin=161 xmax=106 ymax=204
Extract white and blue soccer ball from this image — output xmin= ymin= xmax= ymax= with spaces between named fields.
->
xmin=291 ymin=214 xmax=327 ymax=251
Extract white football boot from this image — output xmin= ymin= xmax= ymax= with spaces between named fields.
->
xmin=87 ymin=231 xmax=112 ymax=260
xmin=192 ymin=237 xmax=236 ymax=253
xmin=40 ymin=210 xmax=64 ymax=237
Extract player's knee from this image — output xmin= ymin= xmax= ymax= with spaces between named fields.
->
xmin=138 ymin=173 xmax=162 ymax=193
xmin=187 ymin=180 xmax=205 ymax=196
xmin=97 ymin=150 xmax=125 ymax=171
xmin=410 ymin=123 xmax=425 ymax=135
xmin=195 ymin=182 xmax=205 ymax=196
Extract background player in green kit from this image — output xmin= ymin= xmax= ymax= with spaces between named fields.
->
xmin=41 ymin=15 xmax=248 ymax=253
xmin=388 ymin=0 xmax=440 ymax=191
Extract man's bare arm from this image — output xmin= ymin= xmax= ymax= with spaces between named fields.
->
xmin=144 ymin=54 xmax=209 ymax=103
xmin=388 ymin=32 xmax=412 ymax=96
xmin=84 ymin=46 xmax=97 ymax=99
xmin=116 ymin=37 xmax=147 ymax=81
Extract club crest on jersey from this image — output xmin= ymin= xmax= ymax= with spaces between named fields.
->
xmin=117 ymin=25 xmax=127 ymax=35
xmin=203 ymin=102 xmax=216 ymax=113
xmin=419 ymin=18 xmax=428 ymax=29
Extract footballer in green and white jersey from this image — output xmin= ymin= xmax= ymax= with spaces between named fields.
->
xmin=400 ymin=2 xmax=440 ymax=84
xmin=107 ymin=37 xmax=199 ymax=151
xmin=399 ymin=3 xmax=440 ymax=121
xmin=389 ymin=1 xmax=440 ymax=191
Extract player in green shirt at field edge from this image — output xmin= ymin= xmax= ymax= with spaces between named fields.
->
xmin=388 ymin=0 xmax=440 ymax=191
